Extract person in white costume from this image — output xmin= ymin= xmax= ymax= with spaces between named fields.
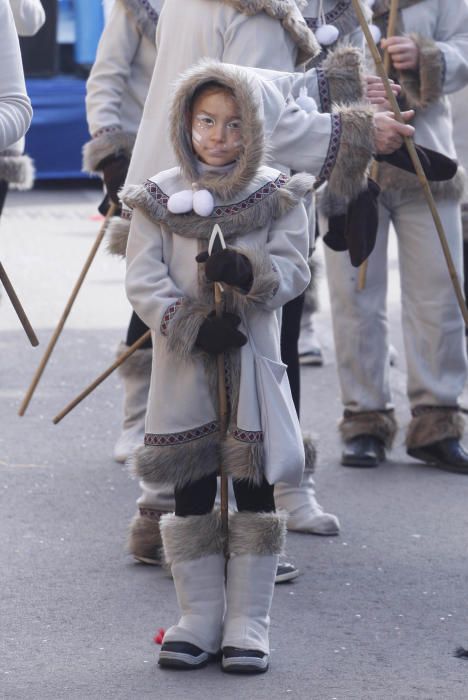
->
xmin=324 ymin=0 xmax=468 ymax=473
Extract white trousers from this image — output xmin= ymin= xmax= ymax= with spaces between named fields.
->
xmin=324 ymin=190 xmax=467 ymax=412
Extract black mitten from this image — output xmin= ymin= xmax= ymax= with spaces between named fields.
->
xmin=345 ymin=178 xmax=380 ymax=267
xmin=195 ymin=311 xmax=247 ymax=354
xmin=196 ymin=248 xmax=253 ymax=291
xmin=97 ymin=153 xmax=129 ymax=204
xmin=376 ymin=144 xmax=457 ymax=182
xmin=323 ymin=213 xmax=348 ymax=253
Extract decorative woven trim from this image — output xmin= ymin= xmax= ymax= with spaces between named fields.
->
xmin=232 ymin=427 xmax=264 ymax=443
xmin=316 ymin=68 xmax=331 ymax=112
xmin=318 ymin=113 xmax=342 ymax=181
xmin=144 ymin=421 xmax=219 ymax=447
xmin=160 ymin=298 xmax=183 ymax=336
xmin=92 ymin=125 xmax=121 ymax=138
xmin=304 ymin=0 xmax=350 ymax=30
xmin=138 ymin=507 xmax=165 ymax=521
xmin=121 ymin=208 xmax=132 ymax=220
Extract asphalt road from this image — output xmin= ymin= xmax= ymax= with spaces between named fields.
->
xmin=1 ymin=187 xmax=468 ymax=700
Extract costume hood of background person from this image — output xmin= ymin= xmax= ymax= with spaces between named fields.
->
xmin=123 ymin=61 xmax=312 ymax=668
xmin=0 ymin=0 xmax=43 ymax=194
xmin=325 ymin=0 xmax=468 ymax=470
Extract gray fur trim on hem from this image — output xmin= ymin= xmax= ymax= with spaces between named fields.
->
xmin=303 ymin=433 xmax=317 ymax=473
xmin=160 ymin=510 xmax=224 ymax=564
xmin=399 ymin=34 xmax=444 ymax=110
xmin=106 ymin=216 xmax=130 ymax=257
xmin=406 ymin=407 xmax=465 ymax=449
xmin=228 ymin=510 xmax=287 ymax=556
xmin=322 ymin=46 xmax=365 ymax=108
xmin=328 ymin=104 xmax=374 ymax=202
xmin=164 ymin=297 xmax=213 ymax=361
xmin=0 ymin=154 xmax=34 ymax=189
xmin=116 ymin=340 xmax=152 ymax=378
xmin=339 ymin=409 xmax=398 ymax=448
xmin=222 ymin=434 xmax=264 ymax=485
xmin=121 ymin=0 xmax=159 ymax=41
xmin=82 ymin=130 xmax=135 ymax=173
xmin=377 ymin=164 xmax=467 ymax=201
xmin=131 ymin=433 xmax=220 ymax=489
xmin=127 ymin=512 xmax=164 ymax=561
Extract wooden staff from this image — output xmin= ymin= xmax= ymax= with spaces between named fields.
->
xmin=0 ymin=263 xmax=39 ymax=346
xmin=351 ymin=0 xmax=468 ymax=325
xmin=18 ymin=203 xmax=118 ymax=416
xmin=52 ymin=330 xmax=151 ymax=424
xmin=358 ymin=0 xmax=399 ymax=291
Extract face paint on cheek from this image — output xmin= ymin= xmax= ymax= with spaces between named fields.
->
xmin=192 ymin=129 xmax=202 ymax=144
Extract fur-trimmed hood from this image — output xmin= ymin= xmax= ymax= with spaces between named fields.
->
xmin=169 ymin=60 xmax=267 ymax=201
xmin=121 ymin=0 xmax=159 ymax=41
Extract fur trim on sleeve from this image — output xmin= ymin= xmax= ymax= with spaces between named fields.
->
xmin=327 ymin=104 xmax=374 ymax=202
xmin=163 ymin=297 xmax=213 ymax=361
xmin=399 ymin=34 xmax=445 ymax=110
xmin=106 ymin=216 xmax=130 ymax=257
xmin=0 ymin=154 xmax=34 ymax=189
xmin=82 ymin=130 xmax=136 ymax=173
xmin=321 ymin=46 xmax=366 ymax=108
xmin=228 ymin=510 xmax=287 ymax=556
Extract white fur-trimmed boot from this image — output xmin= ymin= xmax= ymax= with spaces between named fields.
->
xmin=113 ymin=341 xmax=152 ymax=463
xmin=159 ymin=510 xmax=226 ymax=669
xmin=222 ymin=511 xmax=286 ymax=674
xmin=274 ymin=438 xmax=340 ymax=535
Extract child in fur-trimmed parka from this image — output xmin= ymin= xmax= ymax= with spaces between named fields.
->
xmin=123 ymin=60 xmax=314 ymax=673
xmin=83 ymin=0 xmax=162 ymax=465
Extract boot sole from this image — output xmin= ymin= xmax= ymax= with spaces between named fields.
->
xmin=407 ymin=449 xmax=468 ymax=475
xmin=159 ymin=650 xmax=212 ymax=669
xmin=341 ymin=455 xmax=382 ymax=468
xmin=222 ymin=656 xmax=269 ymax=674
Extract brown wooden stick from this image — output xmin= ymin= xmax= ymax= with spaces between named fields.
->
xmin=52 ymin=330 xmax=151 ymax=424
xmin=358 ymin=0 xmax=399 ymax=291
xmin=0 ymin=262 xmax=39 ymax=346
xmin=351 ymin=0 xmax=468 ymax=326
xmin=18 ymin=203 xmax=118 ymax=416
xmin=214 ymin=282 xmax=229 ymax=559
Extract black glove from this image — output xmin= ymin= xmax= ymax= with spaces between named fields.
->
xmin=196 ymin=248 xmax=253 ymax=292
xmin=195 ymin=311 xmax=247 ymax=354
xmin=97 ymin=153 xmax=129 ymax=204
xmin=376 ymin=144 xmax=457 ymax=182
xmin=323 ymin=179 xmax=380 ymax=268
xmin=97 ymin=193 xmax=122 ymax=217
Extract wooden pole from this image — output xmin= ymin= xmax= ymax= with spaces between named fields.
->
xmin=351 ymin=0 xmax=468 ymax=325
xmin=18 ymin=203 xmax=118 ymax=416
xmin=0 ymin=263 xmax=39 ymax=346
xmin=52 ymin=330 xmax=151 ymax=424
xmin=358 ymin=0 xmax=399 ymax=291
xmin=214 ymin=282 xmax=229 ymax=559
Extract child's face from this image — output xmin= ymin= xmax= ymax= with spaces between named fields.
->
xmin=191 ymin=89 xmax=242 ymax=167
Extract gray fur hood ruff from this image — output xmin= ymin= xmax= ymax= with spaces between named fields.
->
xmin=121 ymin=0 xmax=159 ymax=41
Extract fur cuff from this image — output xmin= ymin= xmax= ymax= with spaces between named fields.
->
xmin=82 ymin=130 xmax=135 ymax=173
xmin=226 ymin=247 xmax=279 ymax=312
xmin=303 ymin=433 xmax=317 ymax=473
xmin=0 ymin=154 xmax=34 ymax=189
xmin=228 ymin=510 xmax=287 ymax=556
xmin=322 ymin=46 xmax=365 ymax=109
xmin=160 ymin=510 xmax=224 ymax=564
xmin=327 ymin=104 xmax=374 ymax=202
xmin=127 ymin=511 xmax=164 ymax=561
xmin=163 ymin=297 xmax=213 ymax=361
xmin=116 ymin=341 xmax=152 ymax=378
xmin=121 ymin=0 xmax=159 ymax=41
xmin=399 ymin=34 xmax=444 ymax=110
xmin=106 ymin=216 xmax=130 ymax=257
xmin=376 ymin=163 xmax=467 ymax=200
xmin=406 ymin=407 xmax=465 ymax=449
xmin=222 ymin=434 xmax=264 ymax=485
xmin=303 ymin=257 xmax=320 ymax=314
xmin=340 ymin=409 xmax=398 ymax=449
xmin=131 ymin=431 xmax=220 ymax=489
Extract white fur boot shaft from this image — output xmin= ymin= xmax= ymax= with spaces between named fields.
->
xmin=274 ymin=473 xmax=340 ymax=535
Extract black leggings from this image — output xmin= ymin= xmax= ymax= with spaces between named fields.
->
xmin=126 ymin=311 xmax=152 ymax=349
xmin=175 ymin=473 xmax=275 ymax=517
xmin=0 ymin=181 xmax=9 ymax=217
xmin=280 ymin=292 xmax=305 ymax=418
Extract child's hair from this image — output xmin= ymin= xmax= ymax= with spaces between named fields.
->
xmin=189 ymin=80 xmax=236 ymax=112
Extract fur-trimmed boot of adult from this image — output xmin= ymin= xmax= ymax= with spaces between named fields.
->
xmin=340 ymin=410 xmax=398 ymax=468
xmin=274 ymin=437 xmax=339 ymax=535
xmin=158 ymin=510 xmax=226 ymax=670
xmin=113 ymin=341 xmax=152 ymax=463
xmin=222 ymin=511 xmax=286 ymax=674
xmin=406 ymin=407 xmax=468 ymax=474
xmin=127 ymin=508 xmax=166 ymax=566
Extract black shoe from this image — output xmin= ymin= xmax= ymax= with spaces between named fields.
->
xmin=407 ymin=438 xmax=468 ymax=474
xmin=222 ymin=647 xmax=269 ymax=674
xmin=275 ymin=561 xmax=300 ymax=584
xmin=158 ymin=641 xmax=216 ymax=669
xmin=341 ymin=435 xmax=386 ymax=468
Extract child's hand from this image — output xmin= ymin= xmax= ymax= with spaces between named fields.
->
xmin=195 ymin=311 xmax=247 ymax=354
xmin=196 ymin=248 xmax=253 ymax=292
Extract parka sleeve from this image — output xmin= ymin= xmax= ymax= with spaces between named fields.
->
xmin=0 ymin=0 xmax=33 ymax=151
xmin=83 ymin=0 xmax=142 ymax=172
xmin=9 ymin=0 xmax=45 ymax=36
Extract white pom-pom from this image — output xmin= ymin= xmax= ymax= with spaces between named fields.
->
xmin=193 ymin=189 xmax=214 ymax=217
xmin=369 ymin=24 xmax=382 ymax=44
xmin=296 ymin=86 xmax=316 ymax=113
xmin=315 ymin=24 xmax=339 ymax=46
xmin=167 ymin=189 xmax=194 ymax=214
